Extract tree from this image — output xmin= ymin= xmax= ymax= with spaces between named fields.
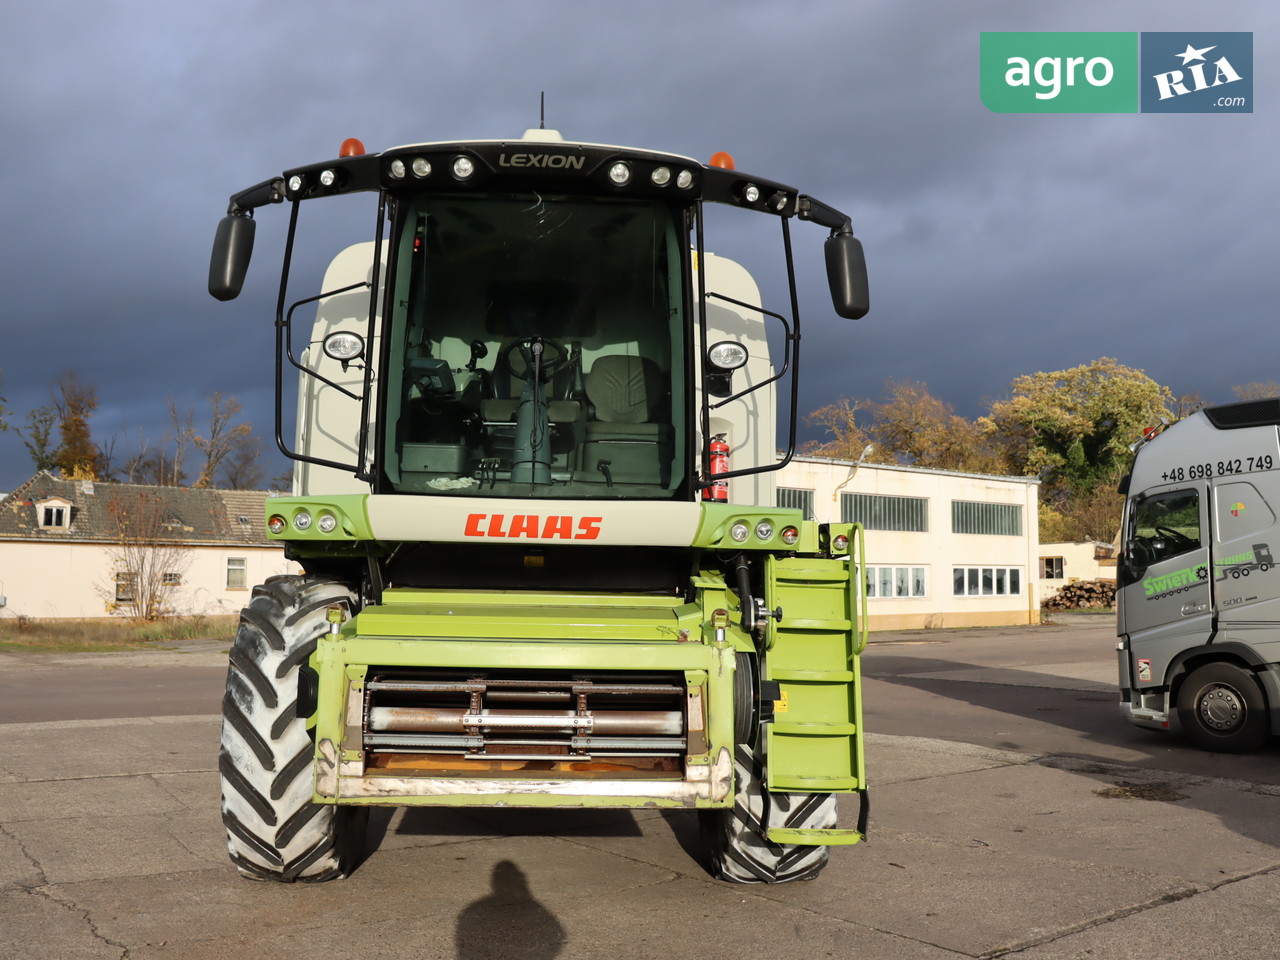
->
xmin=17 ymin=405 xmax=59 ymax=473
xmin=192 ymin=393 xmax=254 ymax=488
xmin=53 ymin=372 xmax=100 ymax=480
xmin=805 ymin=380 xmax=999 ymax=474
xmin=98 ymin=490 xmax=193 ymax=620
xmin=1233 ymin=381 xmax=1280 ymax=401
xmin=0 ymin=370 xmax=9 ymax=434
xmin=982 ymin=358 xmax=1173 ymax=497
xmin=221 ymin=435 xmax=265 ymax=490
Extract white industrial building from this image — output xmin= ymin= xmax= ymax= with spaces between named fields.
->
xmin=775 ymin=456 xmax=1041 ymax=630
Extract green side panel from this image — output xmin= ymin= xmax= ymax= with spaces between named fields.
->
xmin=693 ymin=503 xmax=818 ymax=552
xmin=762 ymin=548 xmax=867 ymax=794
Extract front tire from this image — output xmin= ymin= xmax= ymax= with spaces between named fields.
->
xmin=699 ymin=653 xmax=837 ymax=883
xmin=219 ymin=575 xmax=367 ymax=881
xmin=1176 ymin=661 xmax=1270 ymax=753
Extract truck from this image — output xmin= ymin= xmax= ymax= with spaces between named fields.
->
xmin=208 ymin=127 xmax=871 ymax=883
xmin=1117 ymin=397 xmax=1280 ymax=752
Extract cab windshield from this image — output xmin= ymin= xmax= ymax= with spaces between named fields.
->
xmin=381 ymin=192 xmax=687 ymax=499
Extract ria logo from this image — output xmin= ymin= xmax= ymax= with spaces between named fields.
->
xmin=981 ymin=31 xmax=1254 ymax=114
xmin=1141 ymin=33 xmax=1252 ymax=112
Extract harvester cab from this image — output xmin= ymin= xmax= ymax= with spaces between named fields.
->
xmin=210 ymin=129 xmax=871 ymax=884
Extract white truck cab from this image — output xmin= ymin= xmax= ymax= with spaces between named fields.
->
xmin=1117 ymin=398 xmax=1280 ymax=751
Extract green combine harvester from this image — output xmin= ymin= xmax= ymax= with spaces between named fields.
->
xmin=208 ymin=127 xmax=871 ymax=883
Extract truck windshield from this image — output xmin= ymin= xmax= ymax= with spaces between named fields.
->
xmin=381 ymin=192 xmax=687 ymax=500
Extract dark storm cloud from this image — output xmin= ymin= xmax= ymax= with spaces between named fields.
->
xmin=1 ymin=0 xmax=1276 ymax=489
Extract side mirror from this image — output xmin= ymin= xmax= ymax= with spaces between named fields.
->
xmin=208 ymin=214 xmax=256 ymax=301
xmin=825 ymin=233 xmax=870 ymax=320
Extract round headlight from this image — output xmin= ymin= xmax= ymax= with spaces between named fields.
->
xmin=287 ymin=174 xmax=304 ymax=193
xmin=293 ymin=510 xmax=313 ymax=531
xmin=388 ymin=158 xmax=406 ymax=179
xmin=267 ymin=515 xmax=286 ymax=535
xmin=708 ymin=341 xmax=749 ymax=371
xmin=730 ymin=522 xmax=750 ymax=543
xmin=319 ymin=168 xmax=337 ymax=187
xmin=781 ymin=526 xmax=799 ymax=545
xmin=323 ymin=331 xmax=365 ymax=362
xmin=831 ymin=534 xmax=850 ymax=555
xmin=317 ymin=513 xmax=338 ymax=534
xmin=742 ymin=183 xmax=760 ymax=203
xmin=411 ymin=157 xmax=432 ymax=178
xmin=609 ymin=162 xmax=632 ymax=185
xmin=676 ymin=170 xmax=694 ymax=189
xmin=651 ymin=166 xmax=671 ymax=186
xmin=755 ymin=520 xmax=774 ymax=541
xmin=452 ymin=156 xmax=475 ymax=180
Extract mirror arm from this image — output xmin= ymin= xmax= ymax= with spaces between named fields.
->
xmin=797 ymin=194 xmax=853 ymax=236
xmin=227 ymin=177 xmax=286 ymax=216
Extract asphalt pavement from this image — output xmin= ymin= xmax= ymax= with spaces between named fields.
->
xmin=2 ymin=617 xmax=1279 ymax=959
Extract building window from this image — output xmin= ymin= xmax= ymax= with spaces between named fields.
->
xmin=777 ymin=487 xmax=815 ymax=519
xmin=1041 ymin=557 xmax=1065 ymax=579
xmin=842 ymin=493 xmax=928 ymax=532
xmin=226 ymin=557 xmax=247 ymax=590
xmin=162 ymin=572 xmax=183 ymax=586
xmin=865 ymin=566 xmax=928 ymax=598
xmin=952 ymin=500 xmax=1022 ymax=536
xmin=953 ymin=567 xmax=1022 ymax=597
xmin=37 ymin=500 xmax=71 ymax=529
xmin=115 ymin=572 xmax=136 ymax=603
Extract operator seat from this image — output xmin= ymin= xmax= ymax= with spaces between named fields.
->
xmin=580 ymin=355 xmax=671 ymax=485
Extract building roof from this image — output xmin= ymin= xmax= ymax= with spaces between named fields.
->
xmin=0 ymin=472 xmax=276 ymax=546
xmin=786 ymin=454 xmax=1042 ymax=486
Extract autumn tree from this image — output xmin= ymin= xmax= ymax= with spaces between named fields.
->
xmin=52 ymin=372 xmax=100 ymax=480
xmin=806 ymin=380 xmax=999 ymax=474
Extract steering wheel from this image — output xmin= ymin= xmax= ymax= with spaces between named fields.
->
xmin=1154 ymin=525 xmax=1194 ymax=549
xmin=500 ymin=337 xmax=569 ymax=382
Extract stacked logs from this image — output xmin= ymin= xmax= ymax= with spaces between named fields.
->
xmin=1043 ymin=579 xmax=1116 ymax=610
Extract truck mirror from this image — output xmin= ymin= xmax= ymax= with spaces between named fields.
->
xmin=209 ymin=214 xmax=256 ymax=301
xmin=825 ymin=233 xmax=870 ymax=320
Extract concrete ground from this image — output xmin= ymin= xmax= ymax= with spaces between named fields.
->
xmin=2 ymin=618 xmax=1278 ymax=959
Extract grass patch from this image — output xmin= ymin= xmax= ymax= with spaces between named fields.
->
xmin=0 ymin=615 xmax=238 ymax=653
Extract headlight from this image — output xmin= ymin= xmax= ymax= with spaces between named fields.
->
xmin=267 ymin=515 xmax=286 ymax=535
xmin=317 ymin=513 xmax=338 ymax=534
xmin=323 ymin=331 xmax=365 ymax=363
xmin=755 ymin=521 xmax=774 ymax=541
xmin=452 ymin=156 xmax=475 ymax=180
xmin=293 ymin=510 xmax=313 ymax=531
xmin=831 ymin=534 xmax=850 ymax=555
xmin=609 ymin=162 xmax=632 ymax=185
xmin=708 ymin=341 xmax=749 ymax=371
xmin=781 ymin=526 xmax=799 ymax=545
xmin=411 ymin=157 xmax=432 ymax=178
xmin=730 ymin=522 xmax=750 ymax=543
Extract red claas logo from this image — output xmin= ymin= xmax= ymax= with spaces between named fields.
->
xmin=463 ymin=514 xmax=602 ymax=540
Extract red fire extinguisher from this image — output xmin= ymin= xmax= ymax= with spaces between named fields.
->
xmin=704 ymin=434 xmax=729 ymax=502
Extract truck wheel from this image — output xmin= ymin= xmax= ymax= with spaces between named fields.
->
xmin=219 ymin=575 xmax=367 ymax=881
xmin=699 ymin=653 xmax=837 ymax=883
xmin=1176 ymin=662 xmax=1270 ymax=753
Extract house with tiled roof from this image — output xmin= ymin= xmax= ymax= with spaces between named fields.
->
xmin=0 ymin=472 xmax=291 ymax=619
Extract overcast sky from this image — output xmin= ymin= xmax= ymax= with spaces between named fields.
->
xmin=1 ymin=1 xmax=1275 ymax=492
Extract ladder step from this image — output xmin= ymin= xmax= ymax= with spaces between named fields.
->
xmin=770 ymin=668 xmax=854 ymax=682
xmin=779 ymin=618 xmax=853 ymax=631
xmin=772 ymin=721 xmax=857 ymax=736
xmin=766 ymin=826 xmax=865 ymax=846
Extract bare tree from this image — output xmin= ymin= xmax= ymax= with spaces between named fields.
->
xmin=193 ymin=393 xmax=254 ymax=488
xmin=221 ymin=435 xmax=265 ymax=490
xmin=17 ymin=405 xmax=59 ymax=473
xmin=98 ymin=490 xmax=193 ymax=620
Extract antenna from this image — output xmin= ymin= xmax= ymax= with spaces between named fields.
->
xmin=540 ymin=91 xmax=545 ymax=129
